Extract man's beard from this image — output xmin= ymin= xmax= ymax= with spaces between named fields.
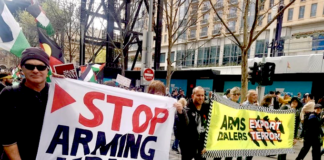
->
xmin=5 ymin=81 xmax=12 ymax=86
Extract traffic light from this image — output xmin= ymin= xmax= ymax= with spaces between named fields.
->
xmin=260 ymin=62 xmax=276 ymax=85
xmin=248 ymin=62 xmax=259 ymax=85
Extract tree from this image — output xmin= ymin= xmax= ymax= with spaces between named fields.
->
xmin=164 ymin=0 xmax=221 ymax=88
xmin=209 ymin=0 xmax=295 ymax=102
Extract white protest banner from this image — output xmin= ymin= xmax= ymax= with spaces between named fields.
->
xmin=116 ymin=74 xmax=131 ymax=87
xmin=36 ymin=78 xmax=176 ymax=160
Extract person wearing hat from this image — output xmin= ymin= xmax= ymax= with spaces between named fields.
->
xmin=177 ymin=89 xmax=186 ymax=100
xmin=296 ymin=104 xmax=324 ymax=160
xmin=279 ymin=92 xmax=292 ymax=107
xmin=0 ymin=47 xmax=64 ymax=160
xmin=0 ymin=72 xmax=13 ymax=91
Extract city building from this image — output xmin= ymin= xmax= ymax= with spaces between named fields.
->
xmin=129 ymin=0 xmax=324 ymax=70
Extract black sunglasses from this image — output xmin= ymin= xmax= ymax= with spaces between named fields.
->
xmin=24 ymin=64 xmax=48 ymax=71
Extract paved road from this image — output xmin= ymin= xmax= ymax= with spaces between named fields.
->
xmin=169 ymin=138 xmax=315 ymax=160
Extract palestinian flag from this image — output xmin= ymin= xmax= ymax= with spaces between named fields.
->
xmin=27 ymin=4 xmax=54 ymax=36
xmin=79 ymin=65 xmax=97 ymax=83
xmin=91 ymin=63 xmax=105 ymax=73
xmin=38 ymin=28 xmax=64 ymax=71
xmin=0 ymin=0 xmax=30 ymax=57
xmin=11 ymin=67 xmax=19 ymax=79
xmin=46 ymin=68 xmax=52 ymax=82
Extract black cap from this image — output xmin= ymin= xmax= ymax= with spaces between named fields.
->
xmin=20 ymin=47 xmax=50 ymax=67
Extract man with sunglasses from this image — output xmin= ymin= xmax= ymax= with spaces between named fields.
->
xmin=0 ymin=47 xmax=63 ymax=160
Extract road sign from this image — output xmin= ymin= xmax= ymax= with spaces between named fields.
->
xmin=143 ymin=68 xmax=154 ymax=82
xmin=54 ymin=63 xmax=78 ymax=79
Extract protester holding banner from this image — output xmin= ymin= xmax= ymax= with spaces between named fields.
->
xmin=0 ymin=47 xmax=64 ymax=160
xmin=277 ymin=97 xmax=302 ymax=160
xmin=296 ymin=104 xmax=324 ymax=160
xmin=242 ymin=90 xmax=258 ymax=106
xmin=229 ymin=87 xmax=241 ymax=104
xmin=177 ymin=86 xmax=210 ymax=160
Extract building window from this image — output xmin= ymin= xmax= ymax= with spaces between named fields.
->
xmin=310 ymin=3 xmax=317 ymax=17
xmin=197 ymin=46 xmax=220 ymax=67
xmin=260 ymin=0 xmax=265 ymax=10
xmin=170 ymin=51 xmax=175 ymax=63
xmin=198 ymin=48 xmax=209 ymax=66
xmin=312 ymin=35 xmax=324 ymax=51
xmin=164 ymin=35 xmax=167 ymax=43
xmin=257 ymin=15 xmax=264 ymax=26
xmin=160 ymin=53 xmax=166 ymax=63
xmin=299 ymin=6 xmax=305 ymax=19
xmin=288 ymin=8 xmax=293 ymax=21
xmin=223 ymin=44 xmax=249 ymax=66
xmin=228 ymin=21 xmax=236 ymax=32
xmin=267 ymin=13 xmax=272 ymax=23
xmin=176 ymin=50 xmax=195 ymax=67
xmin=255 ymin=40 xmax=268 ymax=57
xmin=269 ymin=0 xmax=274 ymax=8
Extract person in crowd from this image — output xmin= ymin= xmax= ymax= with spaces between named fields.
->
xmin=204 ymin=91 xmax=213 ymax=104
xmin=176 ymin=86 xmax=209 ymax=160
xmin=296 ymin=104 xmax=323 ymax=160
xmin=300 ymin=94 xmax=315 ymax=123
xmin=172 ymin=90 xmax=178 ymax=99
xmin=297 ymin=92 xmax=302 ymax=102
xmin=0 ymin=47 xmax=64 ymax=160
xmin=147 ymin=80 xmax=166 ymax=96
xmin=278 ymin=97 xmax=303 ymax=160
xmin=242 ymin=90 xmax=258 ymax=106
xmin=223 ymin=89 xmax=231 ymax=99
xmin=229 ymin=87 xmax=241 ymax=103
xmin=272 ymin=91 xmax=281 ymax=109
xmin=177 ymin=89 xmax=186 ymax=100
xmin=172 ymin=98 xmax=187 ymax=154
xmin=260 ymin=95 xmax=273 ymax=107
xmin=301 ymin=93 xmax=309 ymax=105
xmin=0 ymin=72 xmax=13 ymax=91
xmin=166 ymin=87 xmax=171 ymax=96
xmin=280 ymin=92 xmax=292 ymax=107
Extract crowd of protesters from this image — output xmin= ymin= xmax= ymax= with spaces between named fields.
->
xmin=0 ymin=47 xmax=323 ymax=160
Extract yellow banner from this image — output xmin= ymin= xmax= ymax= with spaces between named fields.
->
xmin=204 ymin=97 xmax=295 ymax=158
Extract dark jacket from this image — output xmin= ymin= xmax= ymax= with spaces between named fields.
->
xmin=0 ymin=83 xmax=5 ymax=92
xmin=177 ymin=99 xmax=210 ymax=153
xmin=0 ymin=80 xmax=49 ymax=160
xmin=303 ymin=112 xmax=324 ymax=141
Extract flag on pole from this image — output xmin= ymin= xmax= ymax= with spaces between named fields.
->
xmin=38 ymin=28 xmax=64 ymax=70
xmin=91 ymin=63 xmax=105 ymax=73
xmin=79 ymin=65 xmax=97 ymax=83
xmin=27 ymin=4 xmax=54 ymax=36
xmin=0 ymin=0 xmax=30 ymax=57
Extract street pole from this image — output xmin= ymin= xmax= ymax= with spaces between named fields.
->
xmin=142 ymin=0 xmax=153 ymax=92
xmin=257 ymin=56 xmax=266 ymax=103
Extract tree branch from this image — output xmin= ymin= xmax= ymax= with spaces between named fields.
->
xmin=252 ymin=0 xmax=295 ymax=42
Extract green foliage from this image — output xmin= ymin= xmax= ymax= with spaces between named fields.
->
xmin=16 ymin=10 xmax=38 ymax=47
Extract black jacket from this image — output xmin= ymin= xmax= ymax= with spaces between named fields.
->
xmin=0 ymin=83 xmax=5 ymax=92
xmin=177 ymin=99 xmax=210 ymax=152
xmin=303 ymin=112 xmax=324 ymax=141
xmin=0 ymin=80 xmax=49 ymax=160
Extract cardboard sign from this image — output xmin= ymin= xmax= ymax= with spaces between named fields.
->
xmin=116 ymin=74 xmax=131 ymax=87
xmin=54 ymin=63 xmax=78 ymax=79
xmin=36 ymin=78 xmax=176 ymax=160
